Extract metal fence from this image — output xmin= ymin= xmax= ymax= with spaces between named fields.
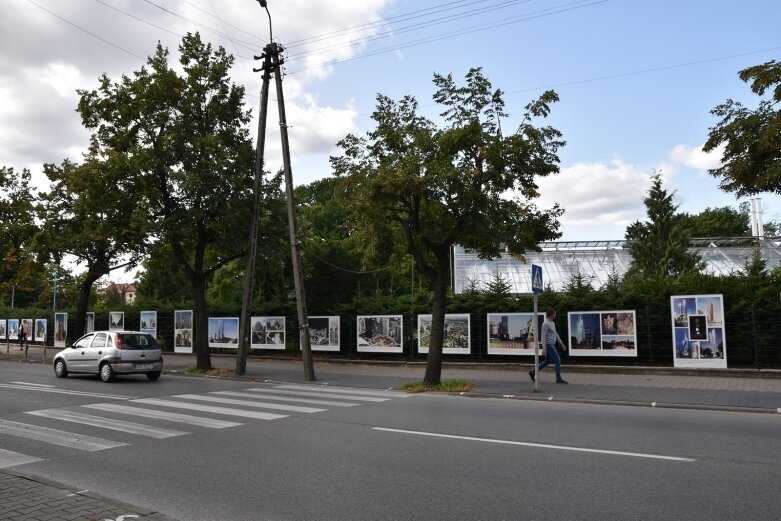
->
xmin=8 ymin=304 xmax=780 ymax=368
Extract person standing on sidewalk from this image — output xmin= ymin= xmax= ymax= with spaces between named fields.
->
xmin=18 ymin=321 xmax=27 ymax=350
xmin=529 ymin=309 xmax=568 ymax=384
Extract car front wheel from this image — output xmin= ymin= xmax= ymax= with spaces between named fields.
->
xmin=54 ymin=359 xmax=68 ymax=378
xmin=99 ymin=363 xmax=115 ymax=383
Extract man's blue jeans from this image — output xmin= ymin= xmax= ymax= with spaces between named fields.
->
xmin=538 ymin=342 xmax=562 ymax=380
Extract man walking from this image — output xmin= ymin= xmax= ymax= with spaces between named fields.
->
xmin=529 ymin=309 xmax=568 ymax=384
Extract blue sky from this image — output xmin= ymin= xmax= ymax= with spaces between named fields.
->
xmin=2 ymin=0 xmax=779 ymax=251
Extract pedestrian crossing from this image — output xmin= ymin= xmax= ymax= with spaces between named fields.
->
xmin=0 ymin=383 xmax=410 ymax=469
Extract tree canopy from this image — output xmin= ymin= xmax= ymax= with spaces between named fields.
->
xmin=38 ymin=157 xmax=148 ymax=337
xmin=704 ymin=60 xmax=781 ymax=196
xmin=76 ymin=33 xmax=257 ymax=370
xmin=331 ymin=67 xmax=564 ymax=384
xmin=0 ymin=167 xmax=41 ymax=307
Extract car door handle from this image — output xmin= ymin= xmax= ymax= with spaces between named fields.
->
xmin=81 ymin=351 xmax=85 ymax=355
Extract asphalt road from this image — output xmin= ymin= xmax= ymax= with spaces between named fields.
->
xmin=1 ymin=363 xmax=779 ymax=521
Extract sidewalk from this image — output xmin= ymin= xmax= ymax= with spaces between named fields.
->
xmin=0 ymin=469 xmax=173 ymax=521
xmin=4 ymin=345 xmax=778 ymax=414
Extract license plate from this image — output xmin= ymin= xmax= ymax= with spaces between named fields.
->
xmin=135 ymin=363 xmax=153 ymax=370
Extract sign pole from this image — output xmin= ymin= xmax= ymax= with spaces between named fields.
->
xmin=531 ymin=264 xmax=543 ymax=392
xmin=533 ymin=292 xmax=539 ymax=392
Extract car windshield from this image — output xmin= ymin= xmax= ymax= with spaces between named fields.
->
xmin=117 ymin=333 xmax=159 ymax=350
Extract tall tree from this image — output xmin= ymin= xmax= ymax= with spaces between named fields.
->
xmin=625 ymin=173 xmax=702 ymax=279
xmin=77 ymin=33 xmax=256 ymax=370
xmin=331 ymin=68 xmax=564 ymax=384
xmin=38 ymin=157 xmax=147 ymax=338
xmin=704 ymin=60 xmax=781 ymax=195
xmin=0 ymin=167 xmax=40 ymax=307
xmin=679 ymin=206 xmax=751 ymax=237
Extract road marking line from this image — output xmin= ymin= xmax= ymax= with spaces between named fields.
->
xmin=131 ymin=398 xmax=288 ymax=420
xmin=0 ymin=419 xmax=126 ymax=451
xmin=0 ymin=383 xmax=133 ymax=400
xmin=11 ymin=381 xmax=55 ymax=387
xmin=83 ymin=403 xmax=242 ymax=429
xmin=372 ymin=427 xmax=695 ymax=462
xmin=275 ymin=384 xmax=410 ymax=398
xmin=243 ymin=388 xmax=389 ymax=402
xmin=25 ymin=409 xmax=188 ymax=439
xmin=0 ymin=448 xmax=43 ymax=469
xmin=216 ymin=390 xmax=360 ymax=407
xmin=172 ymin=394 xmax=325 ymax=413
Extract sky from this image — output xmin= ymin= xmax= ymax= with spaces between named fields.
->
xmin=2 ymin=0 xmax=780 ymax=264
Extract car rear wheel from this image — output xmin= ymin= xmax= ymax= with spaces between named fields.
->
xmin=54 ymin=359 xmax=68 ymax=378
xmin=146 ymin=371 xmax=161 ymax=381
xmin=99 ymin=363 xmax=115 ymax=383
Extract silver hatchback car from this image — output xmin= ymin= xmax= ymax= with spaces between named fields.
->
xmin=53 ymin=330 xmax=163 ymax=382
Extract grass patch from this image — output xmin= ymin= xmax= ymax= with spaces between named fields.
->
xmin=400 ymin=379 xmax=475 ymax=393
xmin=184 ymin=365 xmax=234 ymax=377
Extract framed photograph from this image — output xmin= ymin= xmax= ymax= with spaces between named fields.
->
xmin=670 ymin=294 xmax=726 ymax=368
xmin=85 ymin=312 xmax=95 ymax=333
xmin=8 ymin=319 xmax=19 ymax=338
xmin=0 ymin=319 xmax=6 ymax=341
xmin=688 ymin=315 xmax=707 ymax=340
xmin=208 ymin=317 xmax=239 ymax=348
xmin=487 ymin=312 xmax=544 ymax=355
xmin=54 ymin=312 xmax=67 ymax=347
xmin=308 ymin=316 xmax=340 ymax=352
xmin=34 ymin=319 xmax=47 ymax=343
xmin=140 ymin=310 xmax=157 ymax=337
xmin=418 ymin=314 xmax=470 ymax=355
xmin=22 ymin=319 xmax=33 ymax=340
xmin=251 ymin=316 xmax=286 ymax=350
xmin=357 ymin=315 xmax=403 ymax=353
xmin=174 ymin=309 xmax=193 ymax=353
xmin=108 ymin=311 xmax=124 ymax=331
xmin=569 ymin=311 xmax=637 ymax=357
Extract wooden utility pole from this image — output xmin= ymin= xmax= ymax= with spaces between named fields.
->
xmin=236 ymin=2 xmax=315 ymax=380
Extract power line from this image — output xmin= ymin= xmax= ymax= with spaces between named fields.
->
xmin=287 ymin=0 xmax=608 ymax=75
xmin=287 ymin=0 xmax=533 ymax=61
xmin=505 ymin=45 xmax=781 ymax=95
xmin=26 ymin=0 xmax=144 ymax=60
xmin=286 ymin=0 xmax=503 ymax=48
xmin=301 ymin=244 xmax=397 ymax=274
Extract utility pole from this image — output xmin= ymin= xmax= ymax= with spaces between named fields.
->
xmin=236 ymin=0 xmax=315 ymax=381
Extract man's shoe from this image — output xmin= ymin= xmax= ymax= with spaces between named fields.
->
xmin=556 ymin=379 xmax=568 ymax=384
xmin=528 ymin=370 xmax=535 ymax=382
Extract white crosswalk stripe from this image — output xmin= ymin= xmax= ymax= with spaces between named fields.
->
xmin=0 ymin=448 xmax=42 ymax=469
xmin=275 ymin=384 xmax=411 ymax=398
xmin=212 ymin=390 xmax=360 ymax=407
xmin=130 ymin=398 xmax=288 ymax=420
xmin=25 ymin=409 xmax=188 ymax=438
xmin=239 ymin=387 xmax=390 ymax=402
xmin=82 ymin=403 xmax=242 ymax=429
xmin=171 ymin=394 xmax=326 ymax=413
xmin=0 ymin=383 xmax=133 ymax=400
xmin=0 ymin=419 xmax=127 ymax=451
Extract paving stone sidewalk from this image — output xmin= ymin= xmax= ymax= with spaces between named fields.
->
xmin=0 ymin=469 xmax=173 ymax=521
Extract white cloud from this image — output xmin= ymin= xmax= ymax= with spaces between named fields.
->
xmin=668 ymin=143 xmax=725 ymax=172
xmin=536 ymin=157 xmax=652 ymax=234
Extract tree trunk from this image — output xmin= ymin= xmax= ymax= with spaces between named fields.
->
xmin=73 ymin=270 xmax=101 ymax=340
xmin=192 ymin=273 xmax=212 ymax=371
xmin=423 ymin=252 xmax=450 ymax=386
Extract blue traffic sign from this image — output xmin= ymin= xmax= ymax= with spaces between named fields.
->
xmin=531 ymin=264 xmax=543 ymax=294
